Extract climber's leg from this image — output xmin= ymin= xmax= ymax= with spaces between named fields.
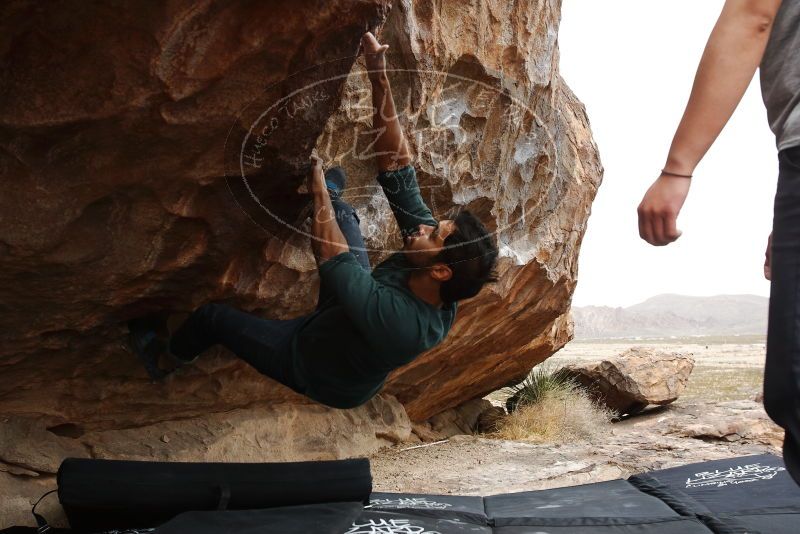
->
xmin=169 ymin=303 xmax=308 ymax=393
xmin=331 ymin=195 xmax=370 ymax=272
xmin=313 ymin=195 xmax=370 ymax=310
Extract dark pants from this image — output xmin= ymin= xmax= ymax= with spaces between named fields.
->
xmin=169 ymin=196 xmax=370 ymax=392
xmin=765 ymin=145 xmax=800 ymax=485
xmin=169 ymin=304 xmax=309 ymax=393
xmin=331 ymin=196 xmax=371 ymax=271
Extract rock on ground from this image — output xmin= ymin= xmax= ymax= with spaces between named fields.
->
xmin=410 ymin=398 xmax=500 ymax=441
xmin=563 ymin=347 xmax=695 ymax=415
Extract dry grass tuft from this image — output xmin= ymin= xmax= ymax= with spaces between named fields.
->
xmin=492 ymin=385 xmax=615 ymax=443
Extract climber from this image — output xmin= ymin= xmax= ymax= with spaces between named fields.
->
xmin=127 ymin=31 xmax=499 ymax=409
xmin=636 ymin=0 xmax=799 ymax=484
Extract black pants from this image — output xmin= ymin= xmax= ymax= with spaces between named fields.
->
xmin=330 ymin=196 xmax=371 ymax=271
xmin=765 ymin=145 xmax=800 ymax=485
xmin=169 ymin=196 xmax=371 ymax=392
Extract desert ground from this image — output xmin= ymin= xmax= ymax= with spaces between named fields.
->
xmin=369 ymin=337 xmax=778 ymax=495
xmin=547 ymin=336 xmax=766 ymax=403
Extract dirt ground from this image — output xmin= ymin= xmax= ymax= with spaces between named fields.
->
xmin=370 ymin=338 xmax=776 ymax=496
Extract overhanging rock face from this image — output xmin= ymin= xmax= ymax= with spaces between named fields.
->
xmin=0 ymin=0 xmax=393 ymax=427
xmin=0 ymin=0 xmax=601 ymax=520
xmin=317 ymin=0 xmax=602 ymax=420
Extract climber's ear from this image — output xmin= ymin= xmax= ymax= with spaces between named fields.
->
xmin=429 ymin=262 xmax=453 ymax=283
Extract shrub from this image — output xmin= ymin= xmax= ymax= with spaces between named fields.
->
xmin=504 ymin=365 xmax=577 ymax=414
xmin=494 ymin=366 xmax=615 ymax=443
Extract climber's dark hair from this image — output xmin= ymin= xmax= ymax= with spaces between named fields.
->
xmin=433 ymin=208 xmax=499 ymax=304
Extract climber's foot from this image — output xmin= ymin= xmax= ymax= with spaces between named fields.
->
xmin=163 ymin=311 xmax=199 ymax=370
xmin=127 ymin=316 xmax=169 ymax=382
xmin=324 ymin=166 xmax=347 ymax=199
xmin=167 ymin=350 xmax=199 ymax=370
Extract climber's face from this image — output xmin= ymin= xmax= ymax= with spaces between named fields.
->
xmin=402 ymin=220 xmax=456 ymax=267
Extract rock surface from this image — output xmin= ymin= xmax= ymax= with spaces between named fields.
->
xmin=0 ymin=0 xmax=391 ymax=422
xmin=0 ymin=0 xmax=599 ymax=426
xmin=563 ymin=347 xmax=695 ymax=415
xmin=0 ymin=395 xmax=411 ymax=528
xmin=671 ymin=401 xmax=783 ymax=447
xmin=410 ymin=398 xmax=497 ymax=441
xmin=0 ymin=0 xmax=600 ymax=526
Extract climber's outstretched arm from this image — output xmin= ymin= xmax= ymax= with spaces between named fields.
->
xmin=362 ymin=32 xmax=411 ymax=172
xmin=308 ymin=155 xmax=349 ymax=265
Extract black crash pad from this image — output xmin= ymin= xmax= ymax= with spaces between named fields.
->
xmin=5 ymin=454 xmax=798 ymax=533
xmin=629 ymin=453 xmax=800 ymax=533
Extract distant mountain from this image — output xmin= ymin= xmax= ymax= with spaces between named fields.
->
xmin=571 ymin=294 xmax=769 ymax=340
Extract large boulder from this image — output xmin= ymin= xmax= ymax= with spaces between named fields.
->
xmin=0 ymin=0 xmax=599 ymax=428
xmin=563 ymin=347 xmax=695 ymax=415
xmin=0 ymin=0 xmax=393 ymax=423
xmin=320 ymin=0 xmax=602 ymax=421
xmin=0 ymin=0 xmax=600 ymax=525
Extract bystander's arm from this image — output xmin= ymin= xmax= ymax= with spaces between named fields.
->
xmin=665 ymin=0 xmax=782 ymax=175
xmin=638 ymin=0 xmax=783 ymax=246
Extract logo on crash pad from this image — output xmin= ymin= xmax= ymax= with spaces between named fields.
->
xmin=367 ymin=497 xmax=454 ymax=510
xmin=685 ymin=463 xmax=786 ymax=488
xmin=346 ymin=518 xmax=442 ymax=534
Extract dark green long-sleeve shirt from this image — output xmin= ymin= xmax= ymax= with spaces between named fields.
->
xmin=290 ymin=166 xmax=457 ymax=409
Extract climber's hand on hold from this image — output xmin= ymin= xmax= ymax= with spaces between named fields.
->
xmin=361 ymin=31 xmax=388 ymax=81
xmin=637 ymin=173 xmax=691 ymax=246
xmin=308 ymin=155 xmax=326 ymax=196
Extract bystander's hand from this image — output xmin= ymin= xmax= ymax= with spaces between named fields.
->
xmin=637 ymin=173 xmax=692 ymax=246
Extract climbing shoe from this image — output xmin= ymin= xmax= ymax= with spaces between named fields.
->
xmin=127 ymin=316 xmax=169 ymax=382
xmin=324 ymin=166 xmax=347 ymax=199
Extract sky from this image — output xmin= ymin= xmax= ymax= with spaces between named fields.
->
xmin=558 ymin=0 xmax=777 ymax=308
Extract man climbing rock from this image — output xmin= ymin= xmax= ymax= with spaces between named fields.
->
xmin=129 ymin=32 xmax=499 ymax=409
xmin=636 ymin=0 xmax=799 ymax=483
